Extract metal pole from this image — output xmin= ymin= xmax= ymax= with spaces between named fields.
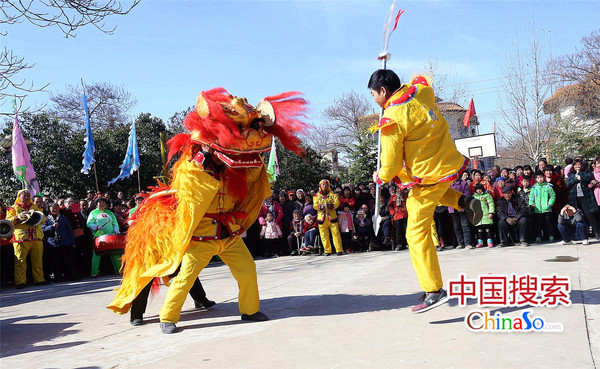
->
xmin=373 ymin=55 xmax=388 ymax=235
xmin=92 ymin=162 xmax=100 ymax=193
xmin=137 ymin=170 xmax=141 ymax=193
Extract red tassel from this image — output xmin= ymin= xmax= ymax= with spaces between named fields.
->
xmin=167 ymin=133 xmax=192 ymax=162
xmin=150 ymin=277 xmax=160 ymax=298
xmin=262 ymin=92 xmax=310 ymax=156
xmin=222 ymin=167 xmax=248 ymax=201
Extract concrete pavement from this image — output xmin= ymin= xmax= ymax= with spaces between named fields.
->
xmin=1 ymin=241 xmax=599 ymax=368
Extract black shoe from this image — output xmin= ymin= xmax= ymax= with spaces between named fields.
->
xmin=337 ymin=252 xmax=344 ymax=255
xmin=34 ymin=280 xmax=50 ymax=286
xmin=160 ymin=322 xmax=177 ymax=334
xmin=241 ymin=311 xmax=269 ymax=322
xmin=15 ymin=283 xmax=25 ymax=289
xmin=461 ymin=196 xmax=483 ymax=225
xmin=412 ymin=288 xmax=449 ymax=313
xmin=130 ymin=318 xmax=143 ymax=326
xmin=324 ymin=253 xmax=332 ymax=256
xmin=194 ymin=297 xmax=216 ymax=310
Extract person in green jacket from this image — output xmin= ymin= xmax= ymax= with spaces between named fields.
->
xmin=473 ymin=183 xmax=495 ymax=248
xmin=529 ymin=172 xmax=556 ymax=242
xmin=86 ymin=197 xmax=121 ymax=277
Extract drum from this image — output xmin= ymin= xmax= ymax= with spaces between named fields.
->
xmin=94 ymin=234 xmax=126 ymax=255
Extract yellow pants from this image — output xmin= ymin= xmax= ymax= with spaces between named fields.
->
xmin=13 ymin=240 xmax=45 ymax=285
xmin=160 ymin=237 xmax=259 ymax=323
xmin=406 ymin=183 xmax=462 ymax=293
xmin=318 ymin=220 xmax=343 ymax=254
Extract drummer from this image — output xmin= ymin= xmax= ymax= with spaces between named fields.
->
xmin=86 ymin=197 xmax=121 ymax=278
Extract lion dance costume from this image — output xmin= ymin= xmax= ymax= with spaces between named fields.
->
xmin=108 ymin=88 xmax=308 ymax=330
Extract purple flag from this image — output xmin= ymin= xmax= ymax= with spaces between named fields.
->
xmin=12 ymin=112 xmax=40 ymax=195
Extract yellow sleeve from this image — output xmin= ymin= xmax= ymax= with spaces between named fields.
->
xmin=378 ymin=123 xmax=405 ymax=183
xmin=6 ymin=207 xmax=17 ymax=223
xmin=332 ymin=193 xmax=340 ymax=209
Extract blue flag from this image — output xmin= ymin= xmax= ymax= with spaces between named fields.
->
xmin=81 ymin=80 xmax=96 ymax=174
xmin=108 ymin=118 xmax=140 ymax=185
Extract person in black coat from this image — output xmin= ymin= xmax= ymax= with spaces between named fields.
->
xmin=43 ymin=202 xmax=79 ymax=281
xmin=496 ymin=186 xmax=530 ymax=246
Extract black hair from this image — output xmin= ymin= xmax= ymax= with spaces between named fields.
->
xmin=368 ymin=69 xmax=401 ymax=92
xmin=565 ymin=157 xmax=574 ymax=165
xmin=95 ymin=197 xmax=108 ymax=206
xmin=514 ymin=165 xmax=523 ymax=171
xmin=523 ymin=165 xmax=532 ymax=171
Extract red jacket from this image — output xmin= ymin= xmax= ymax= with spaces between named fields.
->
xmin=388 ymin=193 xmax=408 ymax=221
xmin=338 ymin=195 xmax=356 ymax=211
xmin=546 ymin=173 xmax=567 ymax=212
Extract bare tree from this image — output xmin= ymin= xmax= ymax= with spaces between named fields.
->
xmin=0 ymin=0 xmax=140 ymax=37
xmin=422 ymin=57 xmax=470 ymax=105
xmin=497 ymin=24 xmax=553 ymax=163
xmin=0 ymin=47 xmax=49 ymax=113
xmin=0 ymin=0 xmax=140 ymax=115
xmin=168 ymin=106 xmax=194 ymax=135
xmin=553 ymin=30 xmax=600 ymax=86
xmin=316 ymin=90 xmax=374 ymax=160
xmin=49 ymin=81 xmax=137 ymax=129
xmin=551 ymin=29 xmax=600 ymax=127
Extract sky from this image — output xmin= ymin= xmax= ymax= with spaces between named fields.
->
xmin=2 ymin=0 xmax=599 ymax=135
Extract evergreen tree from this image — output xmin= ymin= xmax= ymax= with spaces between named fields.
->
xmin=344 ymin=129 xmax=377 ymax=184
xmin=263 ymin=140 xmax=331 ymax=192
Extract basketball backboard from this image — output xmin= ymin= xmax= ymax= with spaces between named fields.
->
xmin=454 ymin=133 xmax=497 ymax=158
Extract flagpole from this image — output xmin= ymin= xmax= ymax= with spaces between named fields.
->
xmin=373 ymin=54 xmax=388 ymax=235
xmin=137 ymin=170 xmax=141 ymax=193
xmin=13 ymin=96 xmax=24 ymax=191
xmin=93 ymin=163 xmax=100 ymax=193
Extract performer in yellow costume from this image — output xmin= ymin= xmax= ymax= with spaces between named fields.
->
xmin=313 ymin=179 xmax=344 ymax=255
xmin=369 ymin=69 xmax=482 ymax=313
xmin=108 ymin=88 xmax=308 ymax=333
xmin=7 ymin=189 xmax=46 ymax=288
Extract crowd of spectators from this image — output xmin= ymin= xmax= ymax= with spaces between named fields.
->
xmin=0 ymin=190 xmax=143 ymax=288
xmin=2 ymin=155 xmax=599 ymax=289
xmin=244 ymin=155 xmax=600 ymax=257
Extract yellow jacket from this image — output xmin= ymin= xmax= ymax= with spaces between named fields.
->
xmin=375 ymin=77 xmax=468 ymax=186
xmin=313 ymin=191 xmax=340 ymax=224
xmin=6 ymin=195 xmax=45 ymax=242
